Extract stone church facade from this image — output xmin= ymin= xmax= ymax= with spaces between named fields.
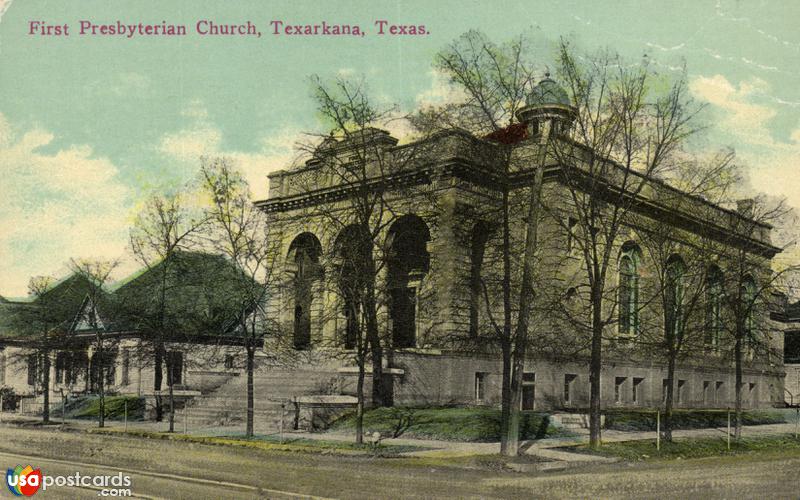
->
xmin=0 ymin=78 xmax=789 ymax=422
xmin=257 ymin=77 xmax=787 ymax=411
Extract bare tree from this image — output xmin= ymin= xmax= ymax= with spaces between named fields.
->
xmin=631 ymin=151 xmax=738 ymax=442
xmin=127 ymin=190 xmax=207 ymax=432
xmin=424 ymin=30 xmax=545 ymax=456
xmin=69 ymin=259 xmax=119 ymax=428
xmin=8 ymin=276 xmax=61 ymax=423
xmin=198 ymin=156 xmax=285 ymax=438
xmin=550 ymin=40 xmax=704 ymax=448
xmin=713 ymin=195 xmax=797 ymax=438
xmin=288 ymin=75 xmax=432 ymax=443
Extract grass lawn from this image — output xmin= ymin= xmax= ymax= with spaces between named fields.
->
xmin=574 ymin=434 xmax=800 ymax=461
xmin=88 ymin=426 xmax=427 ymax=456
xmin=51 ymin=395 xmax=145 ymax=420
xmin=329 ymin=406 xmax=565 ymax=442
xmin=604 ymin=409 xmax=786 ymax=431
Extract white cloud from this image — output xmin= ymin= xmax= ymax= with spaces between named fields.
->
xmin=415 ymin=69 xmax=463 ymax=108
xmin=0 ymin=113 xmax=135 ymax=297
xmin=157 ymin=101 xmax=300 ymax=199
xmin=690 ymin=74 xmax=800 ymax=211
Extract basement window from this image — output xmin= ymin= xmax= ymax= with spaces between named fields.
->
xmin=632 ymin=377 xmax=644 ymax=404
xmin=564 ymin=374 xmax=577 ymax=404
xmin=475 ymin=372 xmax=487 ymax=402
xmin=615 ymin=377 xmax=626 ymax=403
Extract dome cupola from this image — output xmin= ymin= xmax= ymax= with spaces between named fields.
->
xmin=516 ymin=73 xmax=576 ymax=138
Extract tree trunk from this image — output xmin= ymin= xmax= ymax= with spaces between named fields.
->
xmin=734 ymin=335 xmax=743 ymax=439
xmin=664 ymin=353 xmax=676 ymax=442
xmin=506 ymin=362 xmax=523 ymax=457
xmin=98 ymin=366 xmax=105 ymax=429
xmin=504 ymin=125 xmax=550 ymax=457
xmin=246 ymin=342 xmax=255 ymax=438
xmin=498 ymin=182 xmax=514 ymax=456
xmin=41 ymin=352 xmax=51 ymax=424
xmin=589 ymin=286 xmax=603 ymax=448
xmin=154 ymin=345 xmax=163 ymax=422
xmin=364 ymin=277 xmax=387 ymax=407
xmin=499 ymin=342 xmax=513 ymax=455
xmin=355 ymin=355 xmax=365 ymax=445
xmin=166 ymin=356 xmax=175 ymax=433
xmin=96 ymin=336 xmax=106 ymax=429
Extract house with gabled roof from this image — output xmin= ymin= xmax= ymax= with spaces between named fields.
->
xmin=0 ymin=252 xmax=271 ymax=421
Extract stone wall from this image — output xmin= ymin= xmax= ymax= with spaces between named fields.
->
xmin=390 ymin=351 xmax=785 ymax=410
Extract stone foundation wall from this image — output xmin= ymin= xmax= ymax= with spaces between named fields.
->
xmin=390 ymin=351 xmax=785 ymax=410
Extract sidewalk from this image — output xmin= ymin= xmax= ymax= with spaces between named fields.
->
xmin=3 ymin=411 xmax=798 ymax=468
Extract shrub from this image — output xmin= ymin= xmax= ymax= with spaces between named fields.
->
xmin=0 ymin=387 xmax=16 ymax=411
xmin=604 ymin=409 xmax=785 ymax=431
xmin=67 ymin=396 xmax=145 ymax=420
xmin=330 ymin=406 xmax=561 ymax=442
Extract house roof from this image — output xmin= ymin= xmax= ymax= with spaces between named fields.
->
xmin=0 ymin=301 xmax=33 ymax=339
xmin=0 ymin=252 xmax=267 ymax=343
xmin=111 ymin=251 xmax=265 ymax=338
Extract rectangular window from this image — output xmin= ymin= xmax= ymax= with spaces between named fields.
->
xmin=224 ymin=354 xmax=234 ymax=370
xmin=703 ymin=381 xmax=710 ymax=404
xmin=167 ymin=351 xmax=183 ymax=386
xmin=105 ymin=353 xmax=116 ymax=387
xmin=633 ymin=377 xmax=644 ymax=404
xmin=749 ymin=382 xmax=757 ymax=405
xmin=121 ymin=350 xmax=130 ymax=386
xmin=677 ymin=380 xmax=686 ymax=404
xmin=55 ymin=353 xmax=65 ymax=384
xmin=27 ymin=355 xmax=37 ymax=386
xmin=475 ymin=372 xmax=486 ymax=402
xmin=564 ymin=374 xmax=577 ymax=404
xmin=66 ymin=353 xmax=83 ymax=386
xmin=715 ymin=381 xmax=724 ymax=405
xmin=522 ymin=372 xmax=535 ymax=411
xmin=566 ymin=217 xmax=579 ymax=254
xmin=615 ymin=377 xmax=626 ymax=403
xmin=662 ymin=378 xmax=670 ymax=404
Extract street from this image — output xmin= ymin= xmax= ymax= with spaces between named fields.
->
xmin=1 ymin=425 xmax=799 ymax=499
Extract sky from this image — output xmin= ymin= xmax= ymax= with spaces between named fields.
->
xmin=0 ymin=0 xmax=798 ymax=297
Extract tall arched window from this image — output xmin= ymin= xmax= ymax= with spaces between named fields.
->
xmin=469 ymin=221 xmax=490 ymax=338
xmin=287 ymin=233 xmax=322 ymax=350
xmin=705 ymin=265 xmax=724 ymax=348
xmin=742 ymin=275 xmax=757 ymax=353
xmin=618 ymin=242 xmax=641 ymax=336
xmin=665 ymin=255 xmax=685 ymax=339
xmin=333 ymin=224 xmax=372 ymax=350
xmin=387 ymin=215 xmax=430 ymax=349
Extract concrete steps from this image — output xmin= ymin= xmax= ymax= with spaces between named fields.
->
xmin=179 ymin=357 xmax=345 ymax=430
xmin=550 ymin=413 xmax=605 ymax=431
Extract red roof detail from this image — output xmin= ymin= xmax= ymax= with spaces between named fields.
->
xmin=484 ymin=123 xmax=528 ymax=145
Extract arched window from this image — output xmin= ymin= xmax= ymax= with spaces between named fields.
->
xmin=287 ymin=233 xmax=322 ymax=350
xmin=742 ymin=275 xmax=757 ymax=346
xmin=705 ymin=265 xmax=724 ymax=348
xmin=618 ymin=242 xmax=641 ymax=336
xmin=469 ymin=221 xmax=490 ymax=338
xmin=387 ymin=215 xmax=430 ymax=348
xmin=333 ymin=225 xmax=372 ymax=350
xmin=665 ymin=255 xmax=685 ymax=339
